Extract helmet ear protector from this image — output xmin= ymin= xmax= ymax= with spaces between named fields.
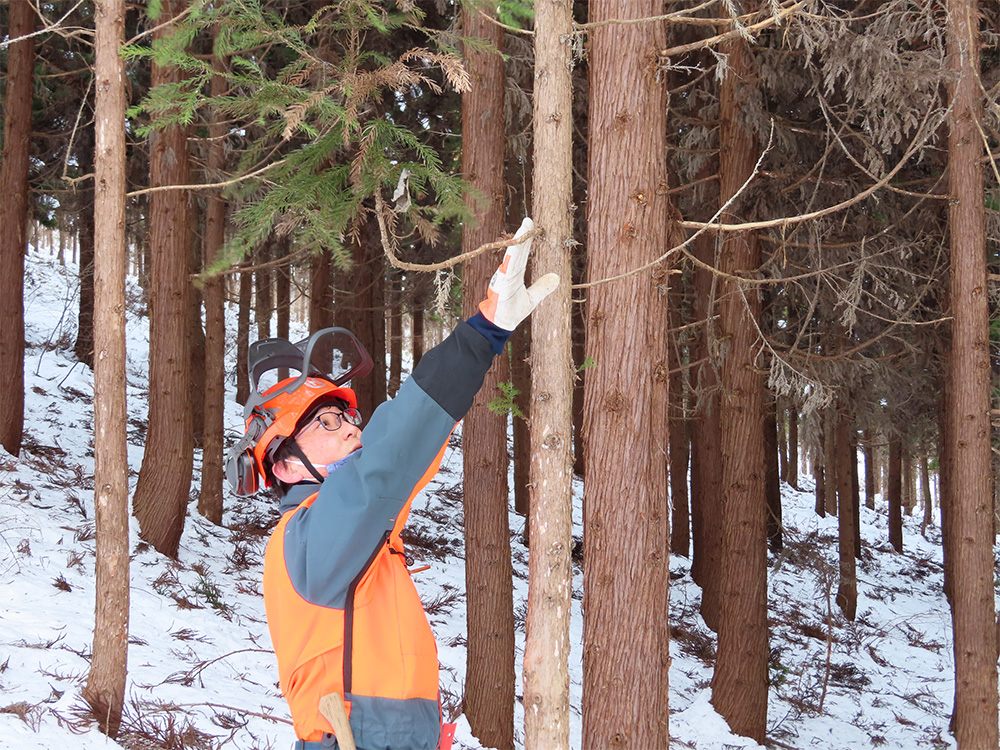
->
xmin=225 ymin=327 xmax=372 ymax=496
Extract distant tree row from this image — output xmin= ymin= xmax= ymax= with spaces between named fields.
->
xmin=1 ymin=0 xmax=999 ymax=748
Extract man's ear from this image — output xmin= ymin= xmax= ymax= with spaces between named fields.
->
xmin=272 ymin=459 xmax=305 ymax=485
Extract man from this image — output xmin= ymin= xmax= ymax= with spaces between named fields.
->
xmin=226 ymin=219 xmax=558 ymax=750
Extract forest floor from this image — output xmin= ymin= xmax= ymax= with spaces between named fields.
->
xmin=0 ymin=251 xmax=977 ymax=749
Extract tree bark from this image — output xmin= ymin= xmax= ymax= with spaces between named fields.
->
xmin=835 ymin=406 xmax=857 ymax=621
xmin=523 ymin=1 xmax=575 ymax=747
xmin=198 ymin=45 xmax=228 ymax=526
xmin=711 ymin=31 xmax=768 ymax=743
xmin=0 ymin=0 xmax=35 ymax=455
xmin=344 ymin=218 xmax=386 ymax=418
xmin=387 ymin=274 xmax=402 ymax=397
xmin=309 ymin=249 xmax=333 ymax=334
xmin=133 ymin=0 xmax=194 ymax=559
xmin=255 ymin=241 xmax=272 ymax=340
xmin=75 ymin=127 xmax=97 ymax=369
xmin=459 ymin=7 xmax=514 ymax=746
xmin=511 ymin=323 xmax=531 ymax=521
xmin=787 ymin=405 xmax=799 ymax=489
xmin=690 ymin=227 xmax=723 ymax=632
xmin=582 ymin=3 xmax=671 ymax=748
xmin=863 ymin=429 xmax=877 ymax=510
xmin=888 ymin=433 xmax=904 ymax=553
xmin=668 ymin=270 xmax=690 ymax=558
xmin=764 ymin=391 xmax=783 ymax=552
xmin=83 ymin=0 xmax=130 ymax=735
xmin=236 ymin=263 xmax=251 ymax=406
xmin=946 ymin=0 xmax=999 ymax=741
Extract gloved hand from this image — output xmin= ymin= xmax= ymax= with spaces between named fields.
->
xmin=478 ymin=217 xmax=560 ymax=331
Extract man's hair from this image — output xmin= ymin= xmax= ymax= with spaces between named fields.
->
xmin=263 ymin=396 xmax=352 ymax=496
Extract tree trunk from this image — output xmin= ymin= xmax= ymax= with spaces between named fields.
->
xmin=668 ymin=271 xmax=690 ymax=558
xmin=690 ymin=229 xmax=723 ymax=632
xmin=0 ymin=0 xmax=34 ymax=455
xmin=850 ymin=429 xmax=861 ymax=559
xmin=411 ymin=292 xmax=425 ymax=368
xmin=83 ymin=0 xmax=130 ymax=735
xmin=275 ymin=235 xmax=291 ymax=342
xmin=75 ymin=127 xmax=97 ymax=369
xmin=511 ymin=323 xmax=531 ymax=521
xmin=387 ymin=275 xmax=402 ymax=397
xmin=764 ymin=391 xmax=783 ymax=552
xmin=255 ymin=241 xmax=272 ymax=340
xmin=582 ymin=4 xmax=671 ymax=748
xmin=133 ymin=0 xmax=194 ymax=559
xmin=946 ymin=0 xmax=1000 ymax=740
xmin=863 ymin=429 xmax=877 ymax=510
xmin=835 ymin=406 xmax=857 ymax=621
xmin=711 ymin=32 xmax=768 ymax=743
xmin=309 ymin=249 xmax=333 ymax=334
xmin=344 ymin=218 xmax=386 ymax=418
xmin=459 ymin=8 xmax=515 ymax=745
xmin=787 ymin=405 xmax=799 ymax=489
xmin=823 ymin=405 xmax=838 ymax=516
xmin=198 ymin=47 xmax=228 ymax=526
xmin=523 ymin=1 xmax=575 ymax=747
xmin=236 ymin=263 xmax=251 ymax=406
xmin=920 ymin=452 xmax=934 ymax=531
xmin=888 ymin=433 xmax=904 ymax=553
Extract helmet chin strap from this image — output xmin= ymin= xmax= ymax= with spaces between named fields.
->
xmin=286 ymin=441 xmax=327 ymax=484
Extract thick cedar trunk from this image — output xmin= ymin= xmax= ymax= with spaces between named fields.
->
xmin=0 ymin=0 xmax=34 ymax=455
xmin=198 ymin=49 xmax=228 ymax=526
xmin=835 ymin=406 xmax=857 ymax=621
xmin=582 ymin=4 xmax=670 ymax=748
xmin=459 ymin=9 xmax=515 ymax=746
xmin=132 ymin=0 xmax=194 ymax=559
xmin=764 ymin=393 xmax=783 ymax=552
xmin=236 ymin=263 xmax=251 ymax=406
xmin=83 ymin=0 xmax=130 ymax=735
xmin=690 ymin=230 xmax=723 ymax=632
xmin=946 ymin=0 xmax=999 ymax=741
xmin=523 ymin=2 xmax=575 ymax=748
xmin=668 ymin=270 xmax=690 ymax=558
xmin=863 ymin=430 xmax=877 ymax=510
xmin=888 ymin=434 xmax=904 ymax=553
xmin=711 ymin=33 xmax=768 ymax=742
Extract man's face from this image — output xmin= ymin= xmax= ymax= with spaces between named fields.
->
xmin=292 ymin=404 xmax=363 ymax=477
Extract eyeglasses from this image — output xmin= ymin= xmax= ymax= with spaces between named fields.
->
xmin=311 ymin=407 xmax=363 ymax=432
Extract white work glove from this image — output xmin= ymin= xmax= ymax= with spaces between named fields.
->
xmin=478 ymin=217 xmax=560 ymax=331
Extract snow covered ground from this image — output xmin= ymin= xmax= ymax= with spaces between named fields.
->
xmin=0 ymin=250 xmax=984 ymax=749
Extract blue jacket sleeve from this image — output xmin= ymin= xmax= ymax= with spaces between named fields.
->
xmin=280 ymin=320 xmax=497 ymax=607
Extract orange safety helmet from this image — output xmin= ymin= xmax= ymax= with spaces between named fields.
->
xmin=225 ymin=328 xmax=372 ymax=496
